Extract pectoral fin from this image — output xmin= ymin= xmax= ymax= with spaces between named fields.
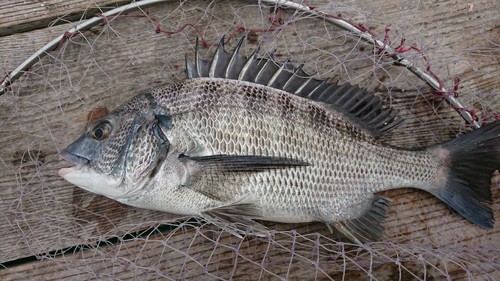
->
xmin=201 ymin=201 xmax=268 ymax=238
xmin=327 ymin=195 xmax=391 ymax=244
xmin=178 ymin=154 xmax=308 ymax=196
xmin=180 ymin=154 xmax=308 ymax=173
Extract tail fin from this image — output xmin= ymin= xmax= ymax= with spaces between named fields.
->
xmin=430 ymin=120 xmax=499 ymax=228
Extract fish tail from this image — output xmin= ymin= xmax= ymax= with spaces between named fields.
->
xmin=429 ymin=120 xmax=499 ymax=228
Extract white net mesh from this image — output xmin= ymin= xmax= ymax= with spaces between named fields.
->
xmin=0 ymin=0 xmax=498 ymax=280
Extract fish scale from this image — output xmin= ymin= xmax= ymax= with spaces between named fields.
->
xmin=58 ymin=37 xmax=498 ymax=244
xmin=150 ymin=78 xmax=436 ymax=221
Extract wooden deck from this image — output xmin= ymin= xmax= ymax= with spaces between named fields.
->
xmin=0 ymin=0 xmax=498 ymax=280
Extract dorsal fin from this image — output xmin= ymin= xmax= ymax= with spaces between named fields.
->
xmin=185 ymin=36 xmax=403 ymax=137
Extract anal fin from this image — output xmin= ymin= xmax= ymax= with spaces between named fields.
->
xmin=327 ymin=195 xmax=391 ymax=244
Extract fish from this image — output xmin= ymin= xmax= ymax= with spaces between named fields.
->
xmin=58 ymin=37 xmax=499 ymax=244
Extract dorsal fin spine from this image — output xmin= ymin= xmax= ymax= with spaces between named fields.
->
xmin=369 ymin=110 xmax=392 ymax=126
xmin=350 ymin=93 xmax=373 ymax=115
xmin=185 ymin=54 xmax=195 ymax=78
xmin=342 ymin=89 xmax=362 ymax=108
xmin=293 ymin=77 xmax=314 ymax=95
xmin=209 ymin=37 xmax=225 ymax=78
xmin=331 ymin=84 xmax=351 ymax=105
xmin=282 ymin=64 xmax=304 ymax=91
xmin=254 ymin=59 xmax=273 ymax=84
xmin=322 ymin=84 xmax=342 ymax=103
xmin=267 ymin=58 xmax=290 ymax=86
xmin=306 ymin=80 xmax=327 ymax=98
xmin=238 ymin=45 xmax=260 ymax=81
xmin=225 ymin=37 xmax=245 ymax=79
xmin=194 ymin=37 xmax=202 ymax=77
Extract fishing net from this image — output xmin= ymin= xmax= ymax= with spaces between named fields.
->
xmin=0 ymin=0 xmax=498 ymax=280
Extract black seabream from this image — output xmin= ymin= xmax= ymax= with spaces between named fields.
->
xmin=59 ymin=37 xmax=499 ymax=244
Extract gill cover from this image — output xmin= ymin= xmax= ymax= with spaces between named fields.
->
xmin=124 ymin=111 xmax=172 ymax=186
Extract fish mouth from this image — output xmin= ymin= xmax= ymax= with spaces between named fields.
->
xmin=58 ymin=150 xmax=90 ymax=177
xmin=57 ymin=149 xmax=124 ymax=199
xmin=59 ymin=150 xmax=90 ymax=165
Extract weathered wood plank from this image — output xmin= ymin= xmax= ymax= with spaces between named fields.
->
xmin=0 ymin=0 xmax=127 ymax=36
xmin=1 ymin=185 xmax=499 ymax=280
xmin=0 ymin=0 xmax=498 ymax=279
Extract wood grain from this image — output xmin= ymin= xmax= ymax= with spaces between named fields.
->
xmin=0 ymin=0 xmax=499 ymax=279
xmin=0 ymin=0 xmax=128 ymax=36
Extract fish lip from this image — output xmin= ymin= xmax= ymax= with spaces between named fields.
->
xmin=59 ymin=150 xmax=90 ymax=166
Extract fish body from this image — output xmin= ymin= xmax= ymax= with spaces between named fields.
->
xmin=59 ymin=38 xmax=498 ymax=243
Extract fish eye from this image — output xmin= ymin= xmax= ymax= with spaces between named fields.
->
xmin=91 ymin=122 xmax=112 ymax=140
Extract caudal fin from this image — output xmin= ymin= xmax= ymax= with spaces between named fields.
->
xmin=431 ymin=120 xmax=499 ymax=228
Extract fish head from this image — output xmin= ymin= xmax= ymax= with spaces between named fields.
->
xmin=59 ymin=94 xmax=172 ymax=200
